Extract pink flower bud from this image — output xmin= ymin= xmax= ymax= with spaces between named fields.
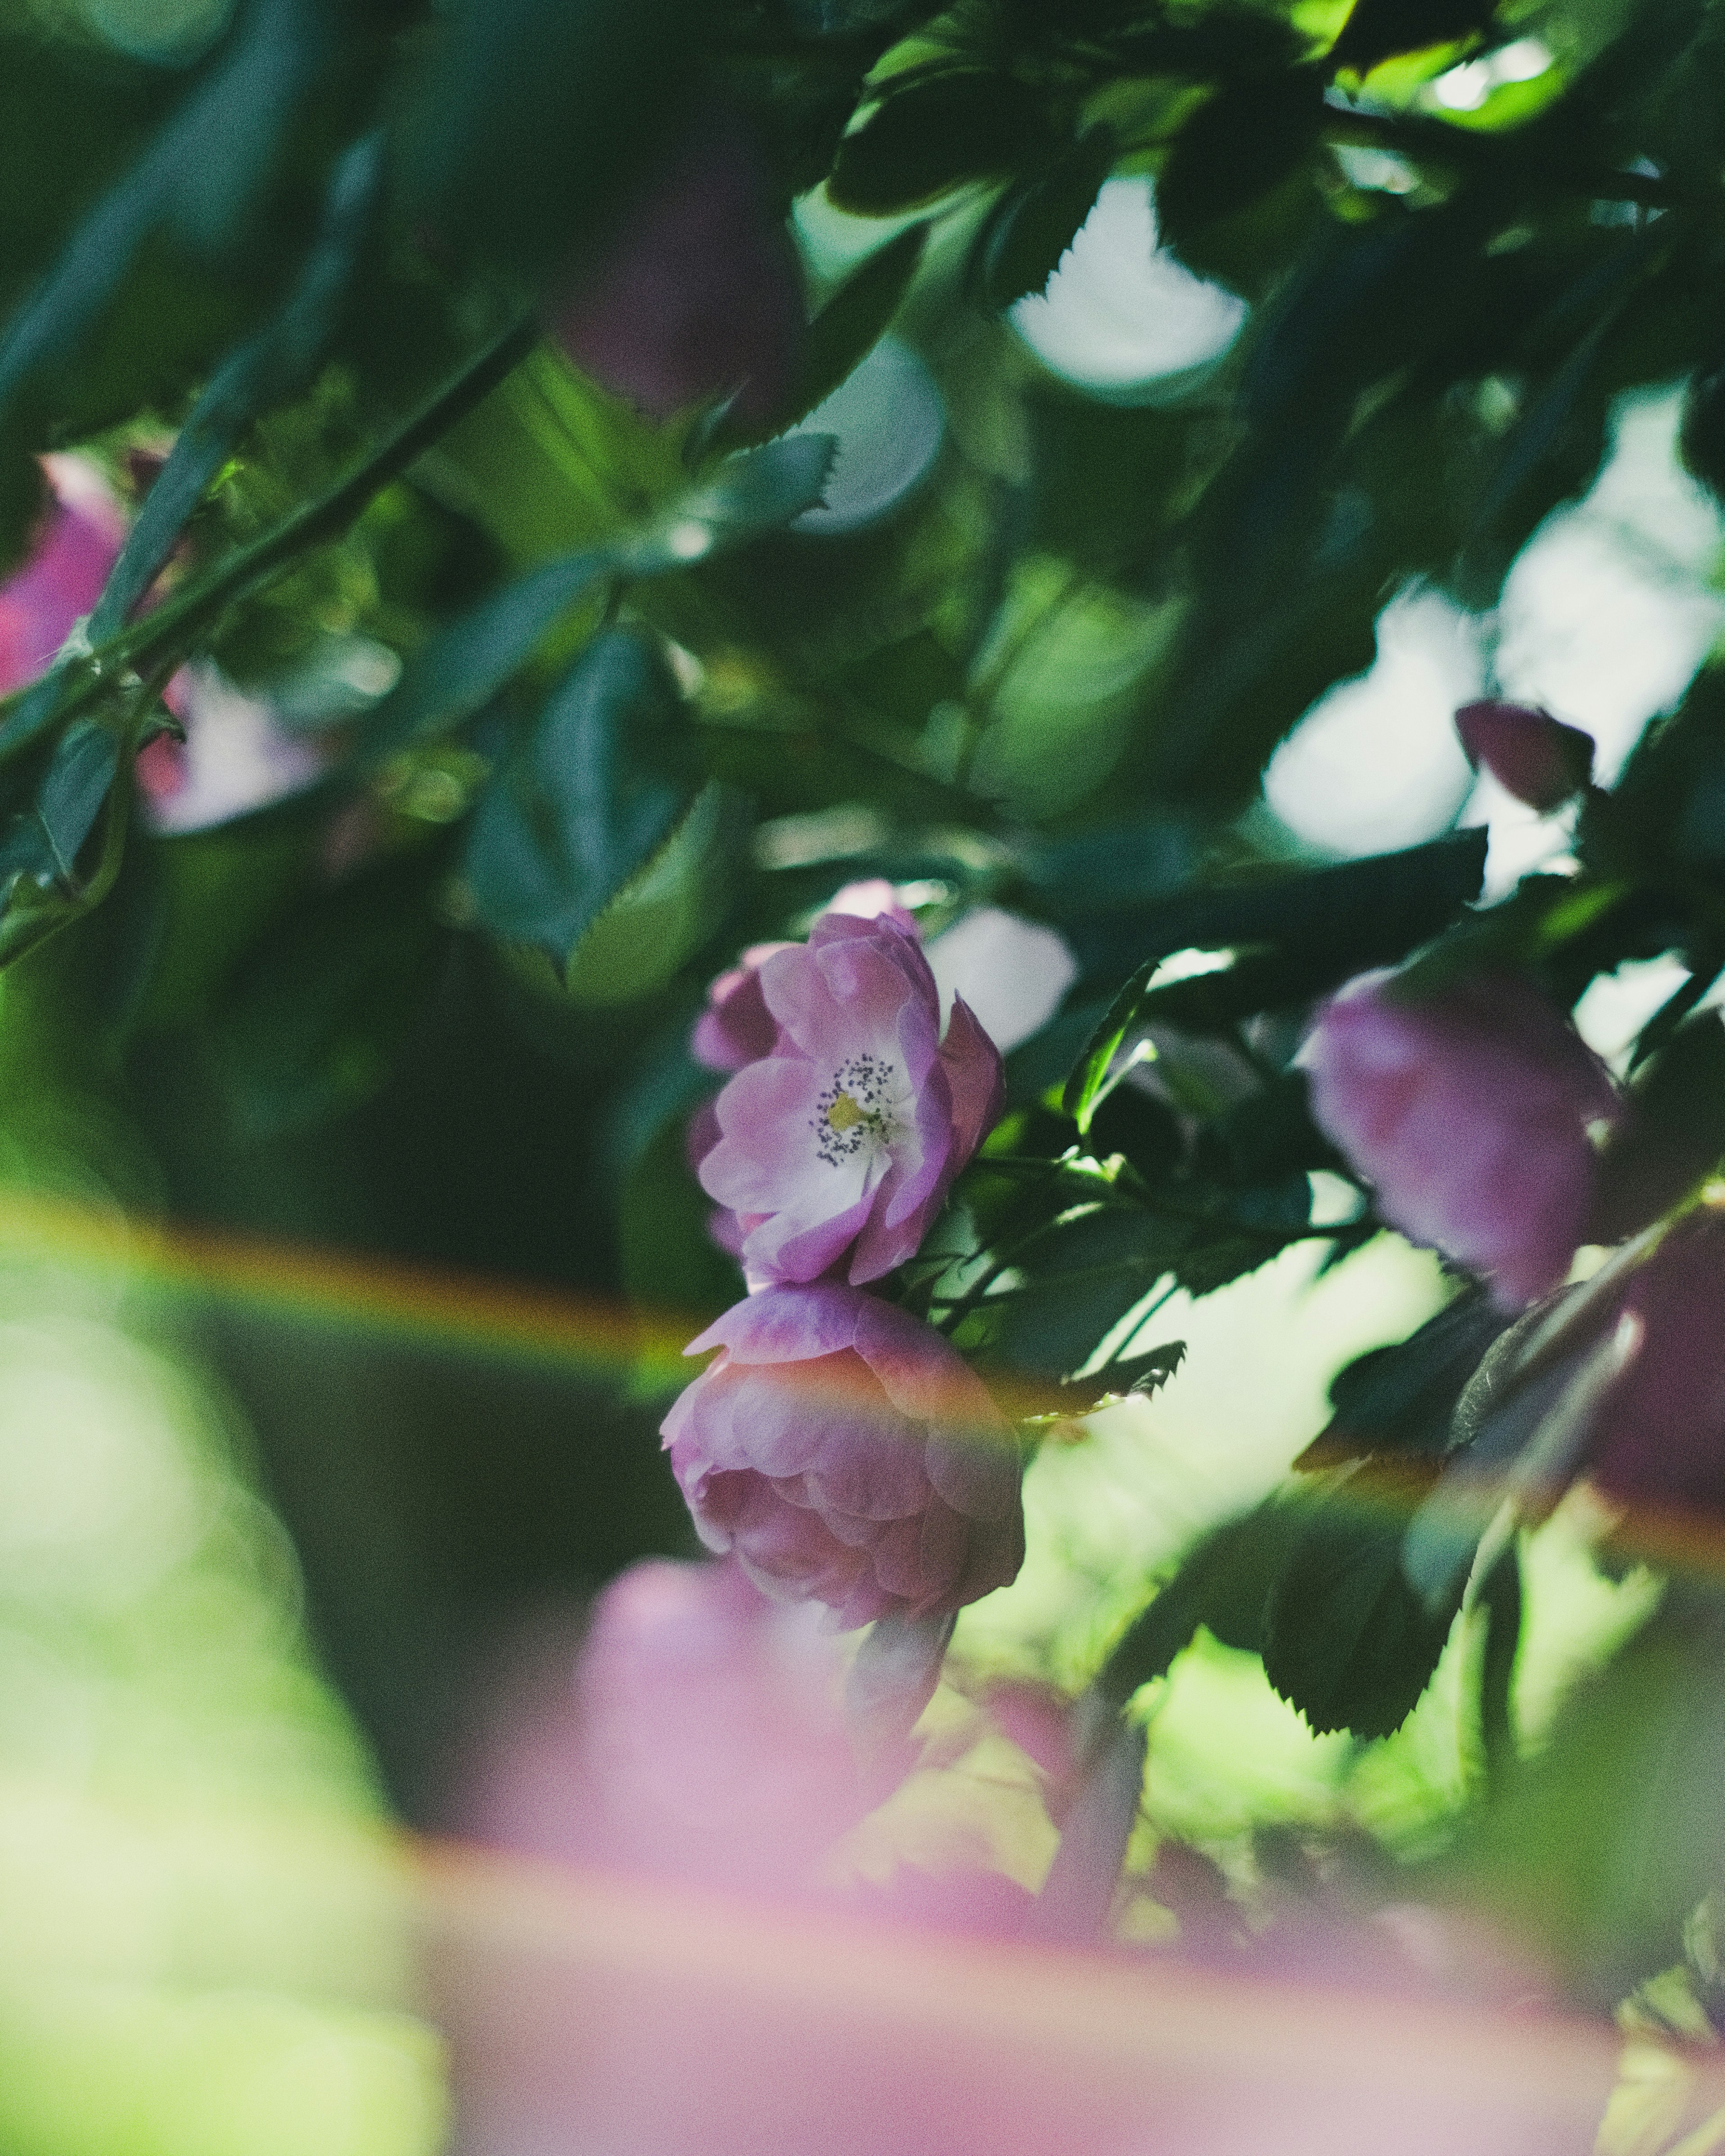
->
xmin=1298 ymin=969 xmax=1622 ymax=1309
xmin=1454 ymin=701 xmax=1594 ymax=812
xmin=698 ymin=908 xmax=1004 ymax=1287
xmin=661 ymin=1284 xmax=1024 ymax=1629
xmin=1587 ymin=1208 xmax=1725 ymax=1518
xmin=548 ymin=113 xmax=805 ymax=425
xmin=0 ymin=455 xmax=126 ymax=696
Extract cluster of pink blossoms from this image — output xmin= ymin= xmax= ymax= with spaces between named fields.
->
xmin=661 ymin=891 xmax=1024 ymax=1648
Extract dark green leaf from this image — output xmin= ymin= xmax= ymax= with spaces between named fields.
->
xmin=37 ymin=720 xmax=120 ymax=880
xmin=1296 ymin=1290 xmax=1510 ymax=1472
xmin=0 ymin=0 xmax=330 ymax=421
xmin=828 ymin=71 xmax=1051 ymax=214
xmin=1330 ymin=0 xmax=1497 ymax=70
xmin=1057 ymin=1337 xmax=1186 ymax=1412
xmin=1097 ymin=1504 xmax=1305 ymax=1708
xmin=1062 ymin=831 xmax=1489 ymax=1126
xmin=1154 ymin=71 xmax=1323 ymax=271
xmin=638 ymin=433 xmax=838 ymax=558
xmin=976 ymin=126 xmax=1115 ymax=311
xmin=356 ymin=551 xmax=612 ymax=761
xmin=1261 ymin=1468 xmax=1464 ymax=1738
xmin=397 ymin=0 xmax=703 ymax=280
xmin=773 ymin=225 xmax=927 ymax=431
xmin=208 ymin=845 xmax=450 ymax=1139
xmin=463 ymin=629 xmax=695 ymax=971
xmin=1590 ymin=1012 xmax=1725 ymax=1244
xmin=89 ymin=131 xmax=385 ymax=642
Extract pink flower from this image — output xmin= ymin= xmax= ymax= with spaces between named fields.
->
xmin=1298 ymin=968 xmax=1622 ymax=1309
xmin=548 ymin=111 xmax=804 ymax=425
xmin=1454 ymin=701 xmax=1594 ymax=812
xmin=1586 ymin=1208 xmax=1725 ymax=1518
xmin=0 ymin=455 xmax=126 ymax=696
xmin=690 ymin=884 xmax=918 ymax=1078
xmin=137 ymin=660 xmax=327 ymax=832
xmin=697 ymin=908 xmax=1004 ymax=1286
xmin=456 ymin=1559 xmax=880 ymax=1899
xmin=661 ymin=1284 xmax=1024 ymax=1628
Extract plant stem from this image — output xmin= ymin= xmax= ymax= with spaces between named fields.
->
xmin=0 ymin=312 xmax=539 ymax=764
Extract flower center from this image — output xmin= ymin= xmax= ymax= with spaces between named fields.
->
xmin=813 ymin=1054 xmax=900 ymax=1167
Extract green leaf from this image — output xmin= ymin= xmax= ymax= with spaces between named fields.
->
xmin=975 ymin=126 xmax=1115 ymax=311
xmin=463 ymin=629 xmax=695 ymax=972
xmin=1590 ymin=1012 xmax=1725 ymax=1244
xmin=1062 ymin=831 xmax=1488 ymax=1127
xmin=1261 ymin=1469 xmax=1464 ymax=1739
xmin=1097 ymin=1505 xmax=1305 ymax=1708
xmin=636 ymin=432 xmax=837 ymax=560
xmin=1295 ymin=1290 xmax=1510 ymax=1473
xmin=89 ymin=130 xmax=385 ymax=642
xmin=1055 ymin=1338 xmax=1186 ymax=1413
xmin=827 ymin=70 xmax=1051 ymax=214
xmin=355 ymin=433 xmax=835 ymax=761
xmin=0 ymin=0 xmax=329 ymax=422
xmin=396 ymin=0 xmax=703 ymax=280
xmin=350 ymin=551 xmax=613 ymax=762
xmin=208 ymin=845 xmax=451 ymax=1140
xmin=1153 ymin=71 xmax=1323 ymax=271
xmin=771 ymin=224 xmax=927 ymax=432
xmin=1330 ymin=0 xmax=1497 ymax=70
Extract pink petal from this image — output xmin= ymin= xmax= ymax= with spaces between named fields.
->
xmin=684 ymin=1284 xmax=863 ymax=1364
xmin=938 ymin=992 xmax=1006 ymax=1167
xmin=700 ymin=1057 xmax=831 ymax=1209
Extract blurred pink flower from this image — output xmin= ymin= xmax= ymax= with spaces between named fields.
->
xmin=662 ymin=1283 xmax=1023 ymax=1628
xmin=1455 ymin=700 xmax=1594 ymax=812
xmin=1586 ymin=1207 xmax=1725 ymax=1518
xmin=698 ymin=908 xmax=1003 ymax=1286
xmin=137 ymin=660 xmax=327 ymax=833
xmin=460 ymin=1558 xmax=877 ymax=1900
xmin=0 ymin=455 xmax=126 ymax=695
xmin=1298 ymin=968 xmax=1621 ymax=1309
xmin=548 ymin=111 xmax=804 ymax=425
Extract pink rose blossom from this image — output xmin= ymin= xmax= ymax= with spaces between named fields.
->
xmin=456 ymin=1559 xmax=880 ymax=1899
xmin=661 ymin=1284 xmax=1024 ymax=1628
xmin=548 ymin=111 xmax=804 ymax=425
xmin=1454 ymin=700 xmax=1594 ymax=812
xmin=690 ymin=883 xmax=920 ymax=1078
xmin=0 ymin=455 xmax=126 ymax=695
xmin=1298 ymin=968 xmax=1622 ymax=1309
xmin=697 ymin=908 xmax=1004 ymax=1287
xmin=1586 ymin=1207 xmax=1725 ymax=1519
xmin=137 ymin=660 xmax=327 ymax=832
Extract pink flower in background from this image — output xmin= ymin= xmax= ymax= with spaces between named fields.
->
xmin=1298 ymin=968 xmax=1622 ymax=1309
xmin=662 ymin=1284 xmax=1023 ymax=1627
xmin=548 ymin=111 xmax=805 ymax=425
xmin=136 ymin=660 xmax=327 ymax=833
xmin=1455 ymin=700 xmax=1594 ymax=812
xmin=1586 ymin=1207 xmax=1725 ymax=1517
xmin=698 ymin=908 xmax=1003 ymax=1286
xmin=0 ymin=455 xmax=126 ymax=695
xmin=459 ymin=1559 xmax=878 ymax=1900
